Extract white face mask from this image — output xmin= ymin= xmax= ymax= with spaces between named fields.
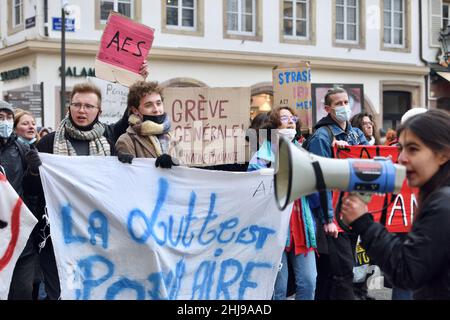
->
xmin=0 ymin=120 xmax=13 ymax=138
xmin=277 ymin=128 xmax=297 ymax=141
xmin=334 ymin=105 xmax=351 ymax=122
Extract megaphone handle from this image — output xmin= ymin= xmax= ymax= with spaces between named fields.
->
xmin=335 ymin=192 xmax=372 ymax=233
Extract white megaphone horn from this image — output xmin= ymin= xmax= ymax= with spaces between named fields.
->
xmin=274 ymin=136 xmax=406 ymax=211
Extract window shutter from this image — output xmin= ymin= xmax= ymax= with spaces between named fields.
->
xmin=429 ymin=0 xmax=443 ymax=47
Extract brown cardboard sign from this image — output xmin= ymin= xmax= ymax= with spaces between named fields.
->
xmin=272 ymin=62 xmax=312 ymax=132
xmin=164 ymin=87 xmax=251 ymax=166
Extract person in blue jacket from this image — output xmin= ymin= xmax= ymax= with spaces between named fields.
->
xmin=307 ymin=87 xmax=367 ymax=300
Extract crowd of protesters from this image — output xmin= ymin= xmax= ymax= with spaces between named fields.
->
xmin=1 ymin=78 xmax=449 ymax=300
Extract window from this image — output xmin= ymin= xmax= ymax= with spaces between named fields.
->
xmin=383 ymin=0 xmax=405 ymax=47
xmin=226 ymin=0 xmax=256 ymax=35
xmin=444 ymin=3 xmax=450 ymax=27
xmin=96 ymin=0 xmax=140 ymax=30
xmin=166 ymin=0 xmax=196 ymax=29
xmin=100 ymin=0 xmax=134 ymax=23
xmin=336 ymin=0 xmax=359 ymax=43
xmin=7 ymin=0 xmax=24 ymax=35
xmin=381 ymin=81 xmax=422 ymax=130
xmin=382 ymin=91 xmax=410 ymax=130
xmin=162 ymin=0 xmax=204 ymax=36
xmin=13 ymin=0 xmax=23 ymax=27
xmin=283 ymin=0 xmax=309 ymax=38
xmin=429 ymin=0 xmax=442 ymax=47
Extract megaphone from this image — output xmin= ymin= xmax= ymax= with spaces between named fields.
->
xmin=274 ymin=136 xmax=406 ymax=211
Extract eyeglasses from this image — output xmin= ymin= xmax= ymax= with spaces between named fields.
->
xmin=280 ymin=115 xmax=299 ymax=123
xmin=70 ymin=102 xmax=99 ymax=111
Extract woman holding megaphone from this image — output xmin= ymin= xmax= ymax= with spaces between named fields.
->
xmin=248 ymin=106 xmax=318 ymax=300
xmin=341 ymin=109 xmax=450 ymax=300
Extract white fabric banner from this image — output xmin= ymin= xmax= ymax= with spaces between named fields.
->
xmin=0 ymin=174 xmax=38 ymax=300
xmin=38 ymin=153 xmax=292 ymax=300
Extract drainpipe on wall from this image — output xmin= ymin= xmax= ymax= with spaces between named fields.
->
xmin=44 ymin=0 xmax=49 ymax=37
xmin=419 ymin=0 xmax=432 ymax=108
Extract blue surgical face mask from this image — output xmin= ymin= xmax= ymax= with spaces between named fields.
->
xmin=17 ymin=136 xmax=37 ymax=145
xmin=334 ymin=105 xmax=351 ymax=123
xmin=0 ymin=120 xmax=13 ymax=138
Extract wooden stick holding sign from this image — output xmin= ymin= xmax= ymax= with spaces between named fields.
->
xmin=95 ymin=11 xmax=154 ymax=87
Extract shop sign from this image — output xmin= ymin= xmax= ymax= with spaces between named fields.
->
xmin=0 ymin=67 xmax=30 ymax=82
xmin=59 ymin=67 xmax=95 ymax=78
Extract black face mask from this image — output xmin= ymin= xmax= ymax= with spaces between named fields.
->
xmin=143 ymin=114 xmax=165 ymax=124
xmin=69 ymin=113 xmax=99 ymax=131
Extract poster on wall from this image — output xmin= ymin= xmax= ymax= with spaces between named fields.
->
xmin=311 ymin=84 xmax=364 ymax=124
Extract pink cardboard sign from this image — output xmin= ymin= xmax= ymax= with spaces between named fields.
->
xmin=97 ymin=12 xmax=154 ymax=75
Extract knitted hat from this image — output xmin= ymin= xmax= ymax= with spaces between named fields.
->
xmin=0 ymin=100 xmax=14 ymax=116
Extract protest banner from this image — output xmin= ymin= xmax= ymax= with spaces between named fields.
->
xmin=0 ymin=174 xmax=38 ymax=299
xmin=333 ymin=145 xmax=418 ymax=233
xmin=272 ymin=62 xmax=312 ymax=133
xmin=95 ymin=11 xmax=154 ymax=87
xmin=164 ymin=87 xmax=251 ymax=167
xmin=87 ymin=77 xmax=129 ymax=124
xmin=38 ymin=153 xmax=292 ymax=300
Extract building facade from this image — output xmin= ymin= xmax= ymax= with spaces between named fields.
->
xmin=0 ymin=0 xmax=447 ymax=130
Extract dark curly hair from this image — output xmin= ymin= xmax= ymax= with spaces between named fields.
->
xmin=265 ymin=106 xmax=300 ymax=130
xmin=350 ymin=112 xmax=381 ymax=145
xmin=263 ymin=106 xmax=302 ymax=142
xmin=127 ymin=81 xmax=164 ymax=113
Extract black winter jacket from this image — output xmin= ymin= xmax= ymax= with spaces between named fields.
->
xmin=0 ymin=134 xmax=29 ymax=196
xmin=351 ymin=186 xmax=450 ymax=300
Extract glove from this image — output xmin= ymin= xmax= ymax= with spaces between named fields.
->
xmin=0 ymin=220 xmax=7 ymax=229
xmin=25 ymin=149 xmax=42 ymax=174
xmin=155 ymin=154 xmax=179 ymax=169
xmin=117 ymin=151 xmax=134 ymax=164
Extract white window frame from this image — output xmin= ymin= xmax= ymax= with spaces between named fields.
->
xmin=226 ymin=0 xmax=256 ymax=36
xmin=283 ymin=0 xmax=310 ymax=40
xmin=444 ymin=2 xmax=450 ymax=27
xmin=336 ymin=0 xmax=359 ymax=44
xmin=166 ymin=0 xmax=197 ymax=31
xmin=13 ymin=0 xmax=23 ymax=27
xmin=100 ymin=0 xmax=135 ymax=24
xmin=383 ymin=0 xmax=405 ymax=48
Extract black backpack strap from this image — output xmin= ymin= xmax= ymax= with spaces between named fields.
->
xmin=324 ymin=125 xmax=335 ymax=158
xmin=312 ymin=161 xmax=329 ymax=223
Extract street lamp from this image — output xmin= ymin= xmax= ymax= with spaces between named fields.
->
xmin=439 ymin=25 xmax=450 ymax=68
